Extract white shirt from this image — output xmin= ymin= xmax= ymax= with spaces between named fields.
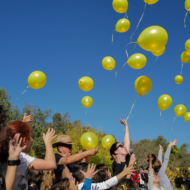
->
xmin=78 ymin=176 xmax=118 ymax=190
xmin=3 ymin=152 xmax=35 ymax=190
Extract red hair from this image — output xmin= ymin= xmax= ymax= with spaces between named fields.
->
xmin=0 ymin=120 xmax=32 ymax=163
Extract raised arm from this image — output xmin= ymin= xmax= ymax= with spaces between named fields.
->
xmin=28 ymin=128 xmax=57 ymax=170
xmin=158 ymin=144 xmax=163 ymax=163
xmin=159 ymin=139 xmax=178 ymax=175
xmin=120 ymin=119 xmax=130 ymax=152
xmin=147 ymin=155 xmax=154 ymax=190
xmin=59 ymin=148 xmax=98 ymax=165
xmin=5 ymin=134 xmax=27 ymax=190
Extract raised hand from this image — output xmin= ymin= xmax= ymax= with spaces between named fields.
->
xmin=123 ymin=165 xmax=135 ymax=176
xmin=88 ymin=148 xmax=98 ymax=156
xmin=69 ymin=177 xmax=78 ymax=190
xmin=43 ymin=128 xmax=57 ymax=144
xmin=9 ymin=133 xmax=27 ymax=160
xmin=80 ymin=163 xmax=98 ymax=179
xmin=119 ymin=119 xmax=128 ymax=127
xmin=168 ymin=139 xmax=178 ymax=148
xmin=159 ymin=144 xmax=164 ymax=152
xmin=129 ymin=153 xmax=136 ymax=166
xmin=22 ymin=113 xmax=33 ymax=123
xmin=112 ymin=154 xmax=121 ymax=164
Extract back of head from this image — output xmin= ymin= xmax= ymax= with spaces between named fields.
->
xmin=92 ymin=164 xmax=109 ymax=183
xmin=152 ymin=159 xmax=162 ymax=174
xmin=28 ymin=170 xmax=43 ymax=189
xmin=114 ymin=178 xmax=137 ymax=190
xmin=72 ymin=163 xmax=88 ymax=182
xmin=40 ymin=171 xmax=55 ymax=190
xmin=51 ymin=179 xmax=70 ymax=190
xmin=0 ymin=120 xmax=32 ymax=163
xmin=54 ymin=164 xmax=65 ymax=183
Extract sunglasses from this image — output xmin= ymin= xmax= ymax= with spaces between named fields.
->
xmin=116 ymin=144 xmax=124 ymax=150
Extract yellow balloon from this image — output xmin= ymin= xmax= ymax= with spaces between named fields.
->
xmin=181 ymin=51 xmax=190 ymax=63
xmin=184 ymin=112 xmax=190 ymax=122
xmin=185 ymin=39 xmax=190 ymax=52
xmin=137 ymin=26 xmax=168 ymax=52
xmin=28 ymin=71 xmax=46 ymax=89
xmin=144 ymin=0 xmax=159 ymax=4
xmin=78 ymin=77 xmax=94 ymax=91
xmin=127 ymin=53 xmax=147 ymax=69
xmin=112 ymin=0 xmax=128 ymax=13
xmin=102 ymin=135 xmax=115 ymax=150
xmin=174 ymin=75 xmax=183 ymax=85
xmin=102 ymin=56 xmax=116 ymax=70
xmin=80 ymin=132 xmax=98 ymax=150
xmin=185 ymin=0 xmax=190 ymax=11
xmin=134 ymin=76 xmax=152 ymax=96
xmin=174 ymin=104 xmax=187 ymax=117
xmin=115 ymin=18 xmax=130 ymax=33
xmin=152 ymin=46 xmax=165 ymax=56
xmin=158 ymin=94 xmax=172 ymax=111
xmin=82 ymin=96 xmax=93 ymax=108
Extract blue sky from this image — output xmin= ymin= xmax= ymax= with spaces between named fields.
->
xmin=0 ymin=0 xmax=190 ymax=148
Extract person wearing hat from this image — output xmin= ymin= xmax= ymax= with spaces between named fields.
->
xmin=52 ymin=135 xmax=98 ymax=172
xmin=110 ymin=119 xmax=136 ymax=177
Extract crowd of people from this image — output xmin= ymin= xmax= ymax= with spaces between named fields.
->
xmin=0 ymin=105 xmax=180 ymax=190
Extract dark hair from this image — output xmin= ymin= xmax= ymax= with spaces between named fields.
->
xmin=114 ymin=178 xmax=137 ymax=190
xmin=72 ymin=163 xmax=88 ymax=182
xmin=152 ymin=159 xmax=162 ymax=174
xmin=92 ymin=164 xmax=109 ymax=183
xmin=110 ymin=142 xmax=119 ymax=159
xmin=28 ymin=170 xmax=43 ymax=189
xmin=147 ymin=154 xmax=156 ymax=164
xmin=50 ymin=178 xmax=69 ymax=190
xmin=54 ymin=165 xmax=66 ymax=183
xmin=0 ymin=105 xmax=8 ymax=130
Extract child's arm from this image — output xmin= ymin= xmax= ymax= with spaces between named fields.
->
xmin=80 ymin=164 xmax=98 ymax=190
xmin=158 ymin=144 xmax=163 ymax=163
xmin=147 ymin=155 xmax=154 ymax=190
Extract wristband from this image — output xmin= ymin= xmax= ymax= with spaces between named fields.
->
xmin=7 ymin=159 xmax=20 ymax=166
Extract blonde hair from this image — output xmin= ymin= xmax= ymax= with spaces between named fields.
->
xmin=40 ymin=171 xmax=55 ymax=190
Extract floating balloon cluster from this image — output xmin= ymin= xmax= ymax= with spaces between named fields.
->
xmin=78 ymin=76 xmax=94 ymax=108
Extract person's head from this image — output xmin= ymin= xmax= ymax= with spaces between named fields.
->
xmin=114 ymin=178 xmax=137 ymax=190
xmin=110 ymin=142 xmax=128 ymax=159
xmin=152 ymin=159 xmax=162 ymax=174
xmin=28 ymin=170 xmax=43 ymax=189
xmin=40 ymin=171 xmax=55 ymax=190
xmin=0 ymin=120 xmax=33 ymax=163
xmin=153 ymin=174 xmax=160 ymax=184
xmin=54 ymin=164 xmax=72 ymax=183
xmin=146 ymin=154 xmax=157 ymax=165
xmin=92 ymin=164 xmax=111 ymax=183
xmin=51 ymin=179 xmax=70 ymax=190
xmin=76 ymin=150 xmax=90 ymax=163
xmin=52 ymin=135 xmax=75 ymax=158
xmin=0 ymin=105 xmax=8 ymax=141
xmin=72 ymin=163 xmax=88 ymax=183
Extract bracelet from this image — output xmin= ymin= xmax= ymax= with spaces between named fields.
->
xmin=7 ymin=159 xmax=20 ymax=166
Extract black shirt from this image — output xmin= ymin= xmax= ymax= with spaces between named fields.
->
xmin=112 ymin=154 xmax=130 ymax=176
xmin=54 ymin=154 xmax=76 ymax=173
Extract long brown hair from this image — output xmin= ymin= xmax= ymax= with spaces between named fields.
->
xmin=0 ymin=120 xmax=32 ymax=163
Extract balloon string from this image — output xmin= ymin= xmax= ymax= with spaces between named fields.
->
xmin=125 ymin=42 xmax=137 ymax=58
xmin=126 ymin=95 xmax=140 ymax=121
xmin=124 ymin=11 xmax=128 ymax=19
xmin=155 ymin=56 xmax=159 ymax=61
xmin=172 ymin=116 xmax=177 ymax=131
xmin=130 ymin=4 xmax=146 ymax=41
xmin=112 ymin=30 xmax=115 ymax=45
xmin=16 ymin=86 xmax=29 ymax=100
xmin=160 ymin=111 xmax=165 ymax=123
xmin=180 ymin=62 xmax=183 ymax=75
xmin=114 ymin=62 xmax=127 ymax=78
xmin=184 ymin=11 xmax=188 ymax=28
